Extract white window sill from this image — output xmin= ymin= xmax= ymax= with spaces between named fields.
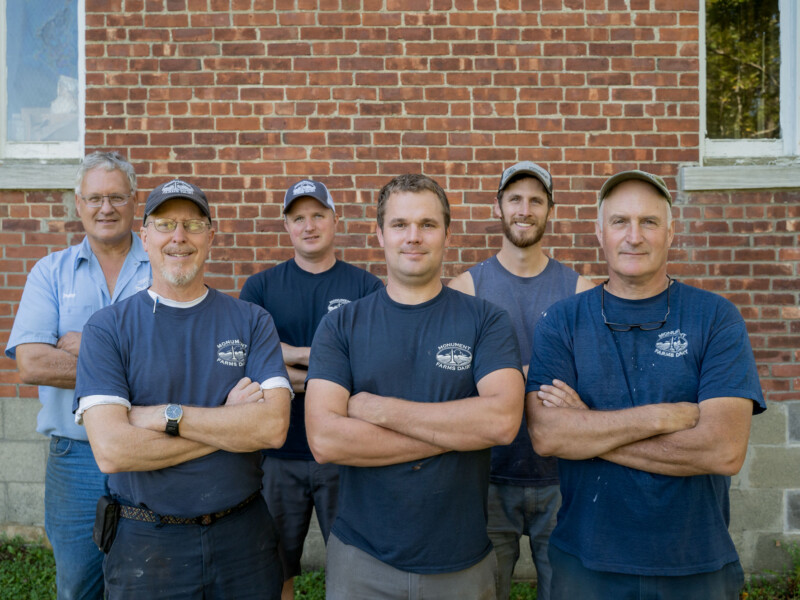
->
xmin=680 ymin=164 xmax=800 ymax=191
xmin=0 ymin=160 xmax=78 ymax=190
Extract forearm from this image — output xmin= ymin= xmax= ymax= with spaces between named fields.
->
xmin=307 ymin=411 xmax=448 ymax=467
xmin=84 ymin=406 xmax=217 ymax=473
xmin=134 ymin=391 xmax=291 ymax=453
xmin=351 ymin=395 xmax=517 ymax=451
xmin=180 ymin=400 xmax=290 ymax=452
xmin=281 ymin=343 xmax=310 ymax=367
xmin=600 ymin=397 xmax=754 ymax=476
xmin=15 ymin=343 xmax=77 ymax=389
xmin=528 ymin=396 xmax=700 ymax=460
xmin=350 ymin=370 xmax=524 ymax=451
xmin=286 ymin=365 xmax=308 ymax=394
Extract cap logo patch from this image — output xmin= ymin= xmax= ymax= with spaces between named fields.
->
xmin=162 ymin=180 xmax=194 ymax=196
xmin=293 ymin=181 xmax=316 ymax=196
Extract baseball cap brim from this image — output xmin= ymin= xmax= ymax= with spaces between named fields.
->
xmin=498 ymin=161 xmax=553 ymax=198
xmin=599 ymin=170 xmax=672 ymax=205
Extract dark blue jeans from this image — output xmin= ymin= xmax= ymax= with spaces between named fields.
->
xmin=45 ymin=436 xmax=108 ymax=600
xmin=104 ymin=495 xmax=283 ymax=599
xmin=549 ymin=544 xmax=744 ymax=600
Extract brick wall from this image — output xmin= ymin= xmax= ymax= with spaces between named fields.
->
xmin=0 ymin=0 xmax=798 ymax=572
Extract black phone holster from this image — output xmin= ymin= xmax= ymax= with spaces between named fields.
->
xmin=92 ymin=495 xmax=120 ymax=553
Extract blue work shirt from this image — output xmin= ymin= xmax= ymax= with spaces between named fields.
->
xmin=5 ymin=233 xmax=151 ymax=440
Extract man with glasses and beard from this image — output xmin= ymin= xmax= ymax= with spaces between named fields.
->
xmin=73 ymin=179 xmax=291 ymax=598
xmin=449 ymin=161 xmax=593 ymax=600
xmin=527 ymin=170 xmax=764 ymax=600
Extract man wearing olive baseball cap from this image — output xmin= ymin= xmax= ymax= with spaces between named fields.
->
xmin=527 ymin=170 xmax=764 ymax=599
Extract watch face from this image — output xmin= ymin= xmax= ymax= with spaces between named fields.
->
xmin=165 ymin=404 xmax=182 ymax=420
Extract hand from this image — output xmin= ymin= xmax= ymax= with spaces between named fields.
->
xmin=538 ymin=380 xmax=588 ymax=410
xmin=225 ymin=377 xmax=264 ymax=405
xmin=654 ymin=402 xmax=701 ymax=433
xmin=56 ymin=331 xmax=82 ymax=357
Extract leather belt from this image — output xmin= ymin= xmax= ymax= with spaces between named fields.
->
xmin=119 ymin=491 xmax=259 ymax=526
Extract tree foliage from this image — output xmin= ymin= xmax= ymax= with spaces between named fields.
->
xmin=706 ymin=0 xmax=781 ymax=139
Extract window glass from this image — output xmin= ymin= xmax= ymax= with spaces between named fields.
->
xmin=706 ymin=0 xmax=781 ymax=139
xmin=6 ymin=0 xmax=78 ymax=142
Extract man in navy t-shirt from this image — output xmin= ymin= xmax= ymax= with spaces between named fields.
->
xmin=74 ymin=179 xmax=292 ymax=599
xmin=527 ymin=171 xmax=765 ymax=600
xmin=306 ymin=174 xmax=525 ymax=599
xmin=240 ymin=179 xmax=382 ymax=600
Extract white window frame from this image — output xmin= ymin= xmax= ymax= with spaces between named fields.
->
xmin=0 ymin=0 xmax=84 ymax=164
xmin=701 ymin=0 xmax=800 ymax=161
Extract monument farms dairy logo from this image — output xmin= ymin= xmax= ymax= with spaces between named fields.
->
xmin=217 ymin=339 xmax=248 ymax=367
xmin=435 ymin=343 xmax=473 ymax=371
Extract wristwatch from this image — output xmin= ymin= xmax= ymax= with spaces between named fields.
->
xmin=164 ymin=404 xmax=183 ymax=436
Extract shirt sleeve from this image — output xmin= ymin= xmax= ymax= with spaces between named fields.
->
xmin=73 ymin=314 xmax=131 ymax=413
xmin=526 ymin=308 xmax=579 ymax=395
xmin=5 ymin=258 xmax=60 ymax=357
xmin=244 ymin=308 xmax=290 ymax=384
xmin=472 ymin=304 xmax=523 ymax=384
xmin=75 ymin=395 xmax=131 ymax=424
xmin=238 ymin=274 xmax=261 ymax=306
xmin=366 ymin=273 xmax=384 ymax=295
xmin=697 ymin=303 xmax=766 ymax=412
xmin=307 ymin=311 xmax=353 ymax=392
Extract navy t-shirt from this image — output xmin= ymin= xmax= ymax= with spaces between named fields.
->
xmin=309 ymin=286 xmax=522 ymax=574
xmin=527 ymin=281 xmax=765 ymax=576
xmin=74 ymin=288 xmax=289 ymax=517
xmin=240 ymin=259 xmax=383 ymax=459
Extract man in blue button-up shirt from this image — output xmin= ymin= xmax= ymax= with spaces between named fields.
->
xmin=5 ymin=151 xmax=151 ymax=600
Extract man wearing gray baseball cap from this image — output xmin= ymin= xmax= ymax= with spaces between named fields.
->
xmin=527 ymin=170 xmax=764 ymax=599
xmin=449 ymin=160 xmax=594 ymax=600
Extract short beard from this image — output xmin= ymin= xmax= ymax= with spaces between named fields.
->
xmin=160 ymin=263 xmax=201 ymax=287
xmin=499 ymin=206 xmax=547 ymax=249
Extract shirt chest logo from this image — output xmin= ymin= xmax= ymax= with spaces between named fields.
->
xmin=217 ymin=339 xmax=248 ymax=367
xmin=655 ymin=330 xmax=688 ymax=358
xmin=435 ymin=343 xmax=473 ymax=371
xmin=327 ymin=298 xmax=350 ymax=312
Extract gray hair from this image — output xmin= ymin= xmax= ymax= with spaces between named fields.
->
xmin=75 ymin=151 xmax=137 ymax=196
xmin=597 ymin=190 xmax=672 ymax=233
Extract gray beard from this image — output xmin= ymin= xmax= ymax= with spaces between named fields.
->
xmin=160 ymin=263 xmax=200 ymax=287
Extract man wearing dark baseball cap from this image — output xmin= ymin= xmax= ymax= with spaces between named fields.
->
xmin=74 ymin=178 xmax=292 ymax=598
xmin=240 ymin=178 xmax=382 ymax=600
xmin=450 ymin=161 xmax=593 ymax=600
xmin=527 ymin=169 xmax=764 ymax=599
xmin=144 ymin=178 xmax=212 ymax=221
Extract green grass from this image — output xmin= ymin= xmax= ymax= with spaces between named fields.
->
xmin=0 ymin=536 xmax=56 ymax=600
xmin=2 ymin=535 xmax=798 ymax=599
xmin=741 ymin=543 xmax=800 ymax=600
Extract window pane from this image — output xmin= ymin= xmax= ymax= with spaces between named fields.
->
xmin=706 ymin=0 xmax=781 ymax=139
xmin=6 ymin=0 xmax=78 ymax=142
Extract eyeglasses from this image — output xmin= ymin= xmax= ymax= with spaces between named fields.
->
xmin=146 ymin=218 xmax=211 ymax=234
xmin=602 ymin=276 xmax=672 ymax=332
xmin=79 ymin=193 xmax=131 ymax=207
